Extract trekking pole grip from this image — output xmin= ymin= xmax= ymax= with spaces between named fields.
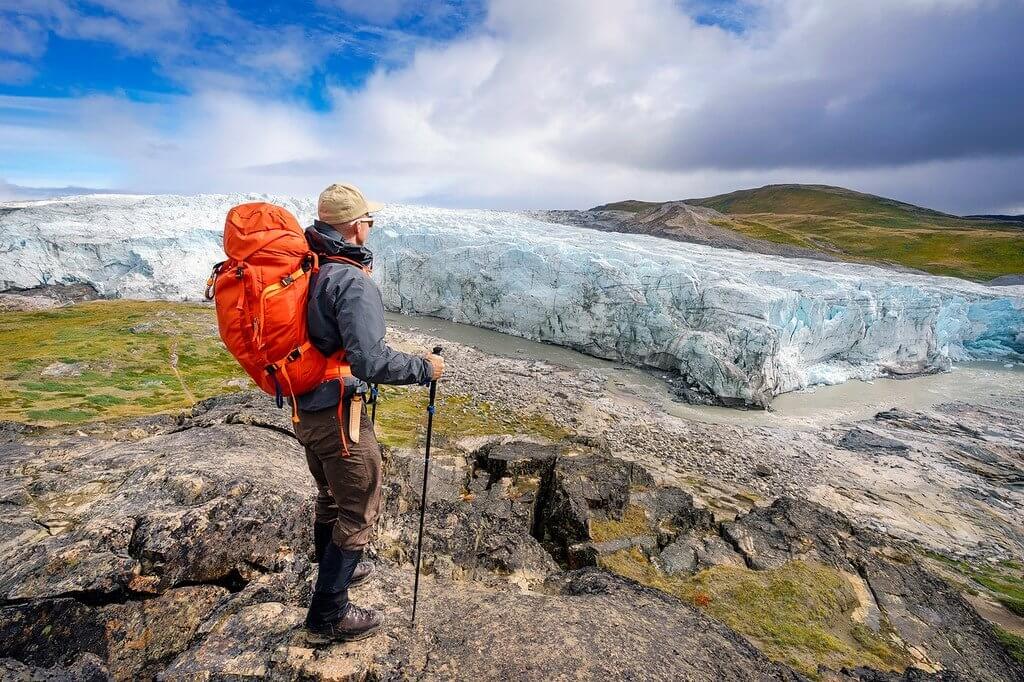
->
xmin=428 ymin=347 xmax=442 ymax=403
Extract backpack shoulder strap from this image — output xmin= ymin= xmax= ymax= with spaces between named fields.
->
xmin=322 ymin=254 xmax=372 ymax=276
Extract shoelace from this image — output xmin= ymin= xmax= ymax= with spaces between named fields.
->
xmin=346 ymin=604 xmax=372 ymax=623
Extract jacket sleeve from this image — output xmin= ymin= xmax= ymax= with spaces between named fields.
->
xmin=329 ymin=268 xmax=433 ymax=385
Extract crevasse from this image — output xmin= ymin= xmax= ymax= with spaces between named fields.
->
xmin=1 ymin=193 xmax=1022 ymax=406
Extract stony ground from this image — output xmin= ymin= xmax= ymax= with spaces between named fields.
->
xmin=388 ymin=327 xmax=1024 ymax=563
xmin=2 ymin=393 xmax=1022 ymax=680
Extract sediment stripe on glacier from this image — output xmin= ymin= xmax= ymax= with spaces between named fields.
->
xmin=2 ymin=194 xmax=1022 ymax=406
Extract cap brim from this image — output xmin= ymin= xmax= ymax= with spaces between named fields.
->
xmin=366 ymin=200 xmax=384 ymax=213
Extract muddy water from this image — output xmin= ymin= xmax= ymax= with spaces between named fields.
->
xmin=387 ymin=312 xmax=1024 ymax=430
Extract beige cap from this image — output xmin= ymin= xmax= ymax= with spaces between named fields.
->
xmin=317 ymin=183 xmax=384 ymax=225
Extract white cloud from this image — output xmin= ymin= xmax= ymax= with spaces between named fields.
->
xmin=0 ymin=14 xmax=48 ymax=57
xmin=0 ymin=60 xmax=35 ymax=84
xmin=4 ymin=0 xmax=324 ymax=87
xmin=3 ymin=0 xmax=1023 ymax=214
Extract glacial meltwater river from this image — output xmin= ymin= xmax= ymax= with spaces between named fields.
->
xmin=387 ymin=312 xmax=1024 ymax=430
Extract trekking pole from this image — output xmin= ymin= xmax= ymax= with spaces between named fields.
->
xmin=411 ymin=345 xmax=442 ymax=626
xmin=369 ymin=384 xmax=379 ymax=424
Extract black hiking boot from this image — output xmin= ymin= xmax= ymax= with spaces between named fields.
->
xmin=305 ymin=543 xmax=382 ymax=643
xmin=304 ymin=603 xmax=384 ymax=644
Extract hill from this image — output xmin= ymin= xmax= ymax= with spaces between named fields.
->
xmin=595 ymin=185 xmax=1023 ymax=281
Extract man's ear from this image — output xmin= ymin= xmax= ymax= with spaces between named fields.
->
xmin=337 ymin=220 xmax=359 ymax=239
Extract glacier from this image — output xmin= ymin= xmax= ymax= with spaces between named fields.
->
xmin=1 ymin=193 xmax=1022 ymax=407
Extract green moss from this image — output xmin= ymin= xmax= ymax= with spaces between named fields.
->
xmin=508 ymin=476 xmax=540 ymax=499
xmin=26 ymin=407 xmax=98 ymax=422
xmin=922 ymin=550 xmax=1024 ymax=618
xmin=0 ymin=300 xmax=245 ymax=425
xmin=994 ymin=626 xmax=1024 ymax=664
xmin=374 ymin=385 xmax=567 ymax=450
xmin=589 ymin=505 xmax=651 ymax=543
xmin=600 ymin=549 xmax=908 ymax=677
xmin=83 ymin=393 xmax=128 ymax=407
xmin=974 ymin=579 xmax=1024 ymax=617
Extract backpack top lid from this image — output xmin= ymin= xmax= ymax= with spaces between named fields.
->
xmin=223 ymin=202 xmax=307 ymax=261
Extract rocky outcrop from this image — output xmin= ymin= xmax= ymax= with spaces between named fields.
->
xmin=1 ymin=393 xmax=1021 ymax=681
xmin=722 ymin=499 xmax=1023 ymax=681
xmin=157 ymin=565 xmax=806 ymax=682
xmin=0 ymin=283 xmax=99 ymax=311
xmin=0 ymin=392 xmax=312 ymax=679
xmin=377 ymin=442 xmax=560 ymax=582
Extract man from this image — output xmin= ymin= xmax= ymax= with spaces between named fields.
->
xmin=294 ymin=182 xmax=445 ymax=643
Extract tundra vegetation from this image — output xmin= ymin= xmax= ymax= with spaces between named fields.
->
xmin=602 ymin=184 xmax=1024 ymax=281
xmin=600 ymin=549 xmax=908 ymax=676
xmin=0 ymin=300 xmax=565 ymax=448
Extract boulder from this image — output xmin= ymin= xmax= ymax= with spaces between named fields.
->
xmin=631 ymin=486 xmax=716 ymax=537
xmin=472 ymin=440 xmax=560 ymax=482
xmin=721 ymin=497 xmax=866 ymax=572
xmin=659 ymin=533 xmax=746 ymax=575
xmin=839 ymin=428 xmax=910 ymax=455
xmin=533 ymin=452 xmax=648 ymax=563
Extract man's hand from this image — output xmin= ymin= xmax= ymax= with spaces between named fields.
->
xmin=425 ymin=353 xmax=445 ymax=380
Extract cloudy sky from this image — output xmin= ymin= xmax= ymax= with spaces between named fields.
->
xmin=2 ymin=0 xmax=1022 ymax=213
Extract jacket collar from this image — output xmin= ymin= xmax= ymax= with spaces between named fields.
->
xmin=306 ymin=220 xmax=374 ymax=268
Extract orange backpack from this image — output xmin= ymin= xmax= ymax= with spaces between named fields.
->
xmin=205 ymin=202 xmax=336 ymax=422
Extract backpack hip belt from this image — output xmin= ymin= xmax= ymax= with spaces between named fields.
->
xmin=323 ymin=354 xmax=359 ymax=457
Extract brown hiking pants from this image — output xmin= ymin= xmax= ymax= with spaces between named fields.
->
xmin=294 ymin=399 xmax=382 ymax=550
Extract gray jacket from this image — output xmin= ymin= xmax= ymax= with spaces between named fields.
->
xmin=297 ymin=220 xmax=433 ymax=411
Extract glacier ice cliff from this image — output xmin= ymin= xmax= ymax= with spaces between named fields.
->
xmin=1 ymin=194 xmax=1022 ymax=406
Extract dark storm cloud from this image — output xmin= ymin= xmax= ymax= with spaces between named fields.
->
xmin=565 ymin=1 xmax=1024 ymax=174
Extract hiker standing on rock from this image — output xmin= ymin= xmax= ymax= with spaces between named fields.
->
xmin=295 ymin=183 xmax=445 ymax=643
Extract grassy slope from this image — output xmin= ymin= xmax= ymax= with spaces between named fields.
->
xmin=602 ymin=185 xmax=1024 ymax=281
xmin=0 ymin=301 xmax=565 ymax=448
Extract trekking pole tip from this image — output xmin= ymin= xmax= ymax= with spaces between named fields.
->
xmin=432 ymin=345 xmax=442 ymax=355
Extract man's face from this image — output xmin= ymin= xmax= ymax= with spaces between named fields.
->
xmin=343 ymin=214 xmax=374 ymax=246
